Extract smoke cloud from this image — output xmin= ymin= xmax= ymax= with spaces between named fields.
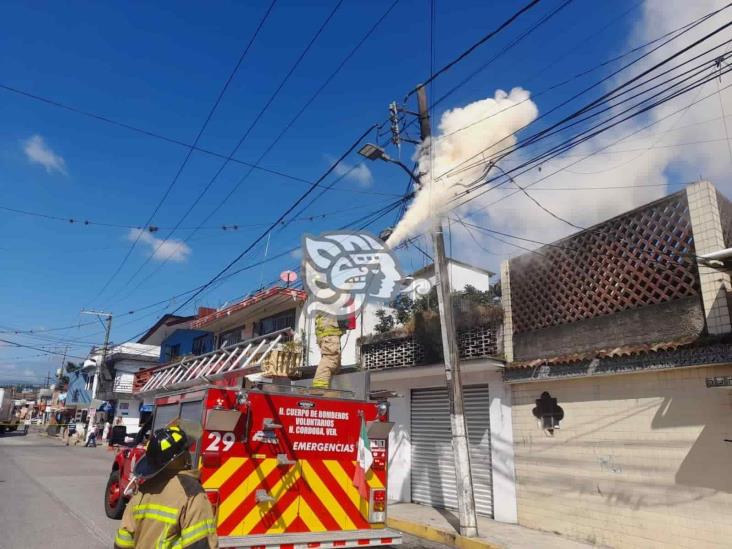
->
xmin=395 ymin=0 xmax=732 ymax=273
xmin=388 ymin=87 xmax=538 ymax=245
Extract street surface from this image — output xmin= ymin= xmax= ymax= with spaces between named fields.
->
xmin=0 ymin=430 xmax=449 ymax=549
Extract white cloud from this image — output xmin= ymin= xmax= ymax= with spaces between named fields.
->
xmin=22 ymin=134 xmax=67 ymax=175
xmin=128 ymin=228 xmax=191 ymax=262
xmin=0 ymin=363 xmax=41 ymax=382
xmin=327 ymin=155 xmax=373 ymax=187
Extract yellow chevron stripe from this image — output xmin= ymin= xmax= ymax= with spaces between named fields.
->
xmin=298 ymin=495 xmax=326 ymax=532
xmin=301 ymin=461 xmax=356 ymax=530
xmin=202 ymin=457 xmax=247 ymax=490
xmin=264 ymin=496 xmax=300 ymax=534
xmin=237 ymin=463 xmax=302 ymax=535
xmin=218 ymin=459 xmax=277 ymax=525
xmin=323 ymin=460 xmax=368 ymax=517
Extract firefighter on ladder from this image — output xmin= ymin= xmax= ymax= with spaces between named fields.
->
xmin=114 ymin=424 xmax=217 ymax=549
xmin=312 ymin=313 xmax=347 ymax=389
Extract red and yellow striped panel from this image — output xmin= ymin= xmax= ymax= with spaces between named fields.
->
xmin=202 ymin=456 xmax=386 ymax=537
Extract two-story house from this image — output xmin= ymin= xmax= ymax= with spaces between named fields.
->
xmin=84 ymin=342 xmax=160 ymax=433
xmin=347 ymin=259 xmax=516 ymax=523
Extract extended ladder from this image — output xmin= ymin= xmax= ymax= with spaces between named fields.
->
xmin=136 ymin=329 xmax=292 ymax=397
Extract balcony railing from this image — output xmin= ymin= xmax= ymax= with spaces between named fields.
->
xmin=360 ymin=323 xmax=499 ymax=370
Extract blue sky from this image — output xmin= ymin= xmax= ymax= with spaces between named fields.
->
xmin=2 ymin=0 xmax=729 ymax=383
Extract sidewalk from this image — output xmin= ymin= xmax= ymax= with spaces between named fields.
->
xmin=387 ymin=503 xmax=595 ymax=549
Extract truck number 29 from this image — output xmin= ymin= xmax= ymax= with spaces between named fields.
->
xmin=206 ymin=431 xmax=235 ymax=452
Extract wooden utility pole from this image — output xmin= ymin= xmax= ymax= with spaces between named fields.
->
xmin=416 ymin=85 xmax=478 ymax=537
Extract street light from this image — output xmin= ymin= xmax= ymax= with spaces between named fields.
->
xmin=358 ymin=143 xmax=422 ymax=188
xmin=699 ymin=247 xmax=732 ymax=274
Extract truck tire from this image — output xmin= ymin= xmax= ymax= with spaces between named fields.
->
xmin=104 ymin=470 xmax=127 ymax=519
xmin=9 ymin=425 xmax=17 ymax=432
xmin=0 ymin=426 xmax=5 ymax=435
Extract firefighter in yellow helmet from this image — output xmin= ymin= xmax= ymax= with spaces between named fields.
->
xmin=312 ymin=313 xmax=346 ymax=389
xmin=114 ymin=424 xmax=217 ymax=549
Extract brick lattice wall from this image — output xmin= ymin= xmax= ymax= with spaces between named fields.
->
xmin=360 ymin=324 xmax=498 ymax=370
xmin=360 ymin=336 xmax=425 ymax=370
xmin=509 ymin=192 xmax=699 ymax=334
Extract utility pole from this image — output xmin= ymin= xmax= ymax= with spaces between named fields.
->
xmin=81 ymin=310 xmax=113 ymax=391
xmin=417 ymin=84 xmax=479 ymax=538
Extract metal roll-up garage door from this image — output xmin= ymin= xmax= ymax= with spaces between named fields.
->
xmin=411 ymin=385 xmax=493 ymax=516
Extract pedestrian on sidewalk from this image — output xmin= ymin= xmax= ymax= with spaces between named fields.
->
xmin=114 ymin=424 xmax=217 ymax=549
xmin=85 ymin=426 xmax=97 ymax=447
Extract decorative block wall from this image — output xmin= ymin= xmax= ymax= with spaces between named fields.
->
xmin=508 ymin=191 xmax=699 ymax=334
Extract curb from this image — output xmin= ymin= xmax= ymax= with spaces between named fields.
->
xmin=387 ymin=516 xmax=503 ymax=549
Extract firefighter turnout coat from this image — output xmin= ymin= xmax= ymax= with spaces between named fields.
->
xmin=114 ymin=469 xmax=217 ymax=549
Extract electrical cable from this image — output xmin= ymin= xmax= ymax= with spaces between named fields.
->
xmin=88 ymin=0 xmax=278 ymax=305
xmin=108 ymin=0 xmax=399 ymax=302
xmin=454 ymin=77 xmax=732 ymax=219
xmin=117 ymin=0 xmax=346 ymax=296
xmin=404 ymin=0 xmax=544 ymax=100
xmin=445 ymin=52 xmax=732 ymax=207
xmin=436 ymin=5 xmax=732 ymax=181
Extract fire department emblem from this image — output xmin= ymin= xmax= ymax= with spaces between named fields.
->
xmin=302 ymin=231 xmax=429 ymax=319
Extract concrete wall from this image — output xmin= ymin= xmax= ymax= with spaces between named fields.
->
xmin=370 ymin=361 xmax=518 ymax=523
xmin=116 ymin=398 xmax=141 ymax=434
xmin=510 ymin=365 xmax=732 ymax=548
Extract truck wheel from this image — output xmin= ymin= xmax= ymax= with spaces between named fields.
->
xmin=0 ymin=426 xmax=5 ymax=435
xmin=9 ymin=426 xmax=17 ymax=432
xmin=104 ymin=470 xmax=126 ymax=519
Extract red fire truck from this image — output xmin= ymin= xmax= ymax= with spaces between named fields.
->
xmin=104 ymin=329 xmax=401 ymax=548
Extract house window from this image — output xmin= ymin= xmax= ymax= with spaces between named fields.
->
xmin=218 ymin=327 xmax=243 ymax=348
xmin=256 ymin=309 xmax=296 ymax=336
xmin=164 ymin=344 xmax=181 ymax=362
xmin=192 ymin=334 xmax=210 ymax=356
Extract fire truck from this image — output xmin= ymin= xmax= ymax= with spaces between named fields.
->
xmin=104 ymin=329 xmax=401 ymax=548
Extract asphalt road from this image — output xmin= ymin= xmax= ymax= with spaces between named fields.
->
xmin=0 ymin=430 xmax=448 ymax=549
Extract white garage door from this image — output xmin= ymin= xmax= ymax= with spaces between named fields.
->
xmin=411 ymin=385 xmax=493 ymax=516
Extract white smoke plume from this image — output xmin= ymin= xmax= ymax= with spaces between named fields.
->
xmin=388 ymin=87 xmax=538 ymax=245
xmin=395 ymin=0 xmax=732 ymax=272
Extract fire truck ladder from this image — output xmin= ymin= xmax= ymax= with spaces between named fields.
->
xmin=137 ymin=329 xmax=293 ymax=397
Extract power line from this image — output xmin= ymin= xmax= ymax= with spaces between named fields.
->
xmin=436 ymin=4 xmax=732 ymax=181
xmin=456 ymin=77 xmax=732 ymax=218
xmin=404 ymin=0 xmax=544 ymax=100
xmin=86 ymin=0 xmax=278 ymax=306
xmin=0 ymin=338 xmax=86 ymax=360
xmin=118 ymin=0 xmax=346 ymax=295
xmin=445 ymin=48 xmax=732 ymax=209
xmin=105 ymin=0 xmax=401 ymax=304
xmin=429 ymin=0 xmax=575 ymax=110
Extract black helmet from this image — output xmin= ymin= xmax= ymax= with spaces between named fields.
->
xmin=134 ymin=424 xmax=189 ymax=480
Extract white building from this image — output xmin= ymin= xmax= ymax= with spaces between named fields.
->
xmin=84 ymin=342 xmax=159 ymax=433
xmin=341 ymin=258 xmax=495 ymax=368
xmin=338 ymin=259 xmax=519 ymax=523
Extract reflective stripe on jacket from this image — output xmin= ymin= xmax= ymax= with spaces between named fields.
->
xmin=115 ymin=469 xmax=217 ymax=549
xmin=315 ymin=314 xmax=345 ymax=338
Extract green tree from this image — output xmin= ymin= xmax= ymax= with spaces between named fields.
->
xmin=374 ymin=309 xmax=395 ymax=334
